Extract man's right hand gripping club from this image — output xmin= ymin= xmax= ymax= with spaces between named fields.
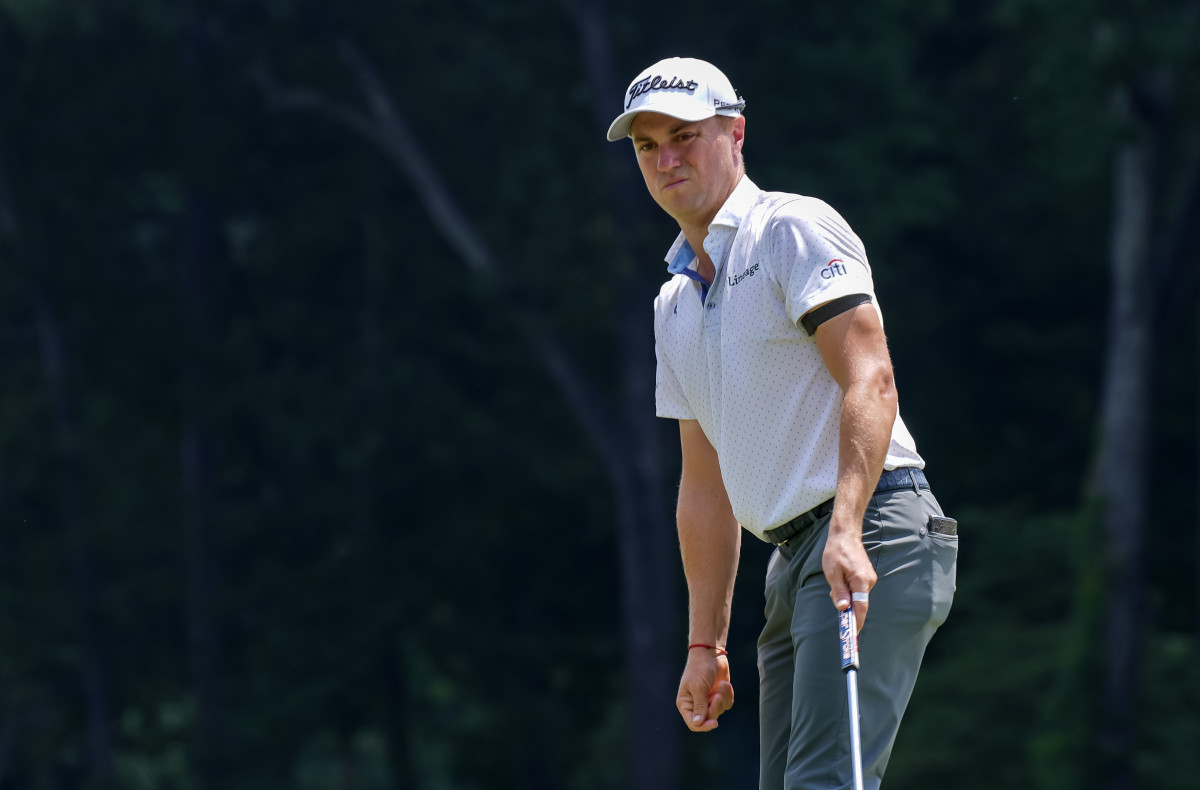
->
xmin=676 ymin=648 xmax=735 ymax=731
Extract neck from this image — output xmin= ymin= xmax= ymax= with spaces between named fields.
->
xmin=680 ymin=171 xmax=743 ymax=284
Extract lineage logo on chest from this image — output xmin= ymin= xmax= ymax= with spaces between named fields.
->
xmin=728 ymin=262 xmax=760 ymax=287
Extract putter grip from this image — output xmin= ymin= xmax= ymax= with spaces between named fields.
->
xmin=839 ymin=609 xmax=860 ymax=671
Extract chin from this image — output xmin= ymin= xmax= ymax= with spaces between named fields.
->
xmin=664 ymin=193 xmax=702 ymax=214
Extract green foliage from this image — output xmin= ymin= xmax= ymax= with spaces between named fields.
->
xmin=882 ymin=504 xmax=1094 ymax=789
xmin=0 ymin=0 xmax=1196 ymax=788
xmin=1136 ymin=633 xmax=1200 ymax=789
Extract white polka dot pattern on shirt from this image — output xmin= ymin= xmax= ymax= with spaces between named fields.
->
xmin=653 ymin=177 xmax=923 ymax=540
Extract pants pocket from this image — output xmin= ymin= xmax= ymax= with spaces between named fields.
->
xmin=929 ymin=529 xmax=958 ymax=627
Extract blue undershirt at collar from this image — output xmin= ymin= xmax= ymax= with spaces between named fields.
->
xmin=662 ymin=177 xmax=761 ymax=305
xmin=668 ymin=239 xmax=711 ymax=302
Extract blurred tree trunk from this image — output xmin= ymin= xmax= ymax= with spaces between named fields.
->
xmin=1 ymin=148 xmax=115 ymax=788
xmin=33 ymin=284 xmax=116 ymax=789
xmin=566 ymin=1 xmax=681 ymax=787
xmin=178 ymin=189 xmax=223 ymax=790
xmin=1096 ymin=136 xmax=1150 ymax=790
xmin=178 ymin=6 xmax=225 ymax=786
xmin=0 ymin=148 xmax=20 ymax=790
xmin=256 ymin=31 xmax=680 ymax=790
xmin=1093 ymin=74 xmax=1173 ymax=790
xmin=359 ymin=212 xmax=420 ymax=790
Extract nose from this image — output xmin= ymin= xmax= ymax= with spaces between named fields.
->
xmin=657 ymin=143 xmax=681 ymax=171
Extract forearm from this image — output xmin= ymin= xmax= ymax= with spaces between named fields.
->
xmin=677 ymin=482 xmax=741 ymax=646
xmin=831 ymin=374 xmax=897 ymax=531
xmin=812 ymin=302 xmax=896 ymax=620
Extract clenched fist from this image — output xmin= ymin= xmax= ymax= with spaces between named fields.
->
xmin=676 ymin=649 xmax=735 ymax=731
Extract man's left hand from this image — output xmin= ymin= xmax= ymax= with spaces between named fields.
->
xmin=823 ymin=523 xmax=877 ymax=629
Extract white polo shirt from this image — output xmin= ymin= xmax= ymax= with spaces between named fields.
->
xmin=653 ymin=176 xmax=923 ymax=541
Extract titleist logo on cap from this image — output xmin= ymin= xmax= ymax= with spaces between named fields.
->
xmin=626 ymin=75 xmax=699 ymax=109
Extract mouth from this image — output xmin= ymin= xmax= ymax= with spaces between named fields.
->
xmin=662 ymin=177 xmax=688 ymax=191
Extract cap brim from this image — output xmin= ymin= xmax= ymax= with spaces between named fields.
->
xmin=605 ymin=95 xmax=721 ymax=142
xmin=606 ymin=111 xmax=647 ymax=142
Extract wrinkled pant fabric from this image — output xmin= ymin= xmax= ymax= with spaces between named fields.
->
xmin=758 ymin=487 xmax=958 ymax=790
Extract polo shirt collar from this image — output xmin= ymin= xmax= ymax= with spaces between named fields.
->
xmin=664 ymin=176 xmax=763 ymax=274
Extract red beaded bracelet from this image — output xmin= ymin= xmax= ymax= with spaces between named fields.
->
xmin=688 ymin=643 xmax=728 ymax=657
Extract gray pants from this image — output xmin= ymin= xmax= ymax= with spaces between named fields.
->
xmin=757 ymin=487 xmax=957 ymax=790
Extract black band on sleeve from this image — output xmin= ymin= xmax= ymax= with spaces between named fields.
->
xmin=800 ymin=293 xmax=872 ymax=336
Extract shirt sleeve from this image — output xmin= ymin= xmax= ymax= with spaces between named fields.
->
xmin=764 ymin=198 xmax=877 ymax=327
xmin=652 ymin=294 xmax=694 ymax=420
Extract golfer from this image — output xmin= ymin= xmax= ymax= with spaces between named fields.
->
xmin=606 ymin=57 xmax=959 ymax=789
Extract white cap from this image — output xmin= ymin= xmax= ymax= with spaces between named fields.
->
xmin=606 ymin=57 xmax=745 ymax=142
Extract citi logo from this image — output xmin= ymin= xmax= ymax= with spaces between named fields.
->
xmin=821 ymin=259 xmax=848 ymax=280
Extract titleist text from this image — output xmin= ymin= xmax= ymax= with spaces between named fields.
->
xmin=627 ymin=75 xmax=699 ymax=109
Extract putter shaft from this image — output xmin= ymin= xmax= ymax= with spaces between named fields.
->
xmin=839 ymin=609 xmax=865 ymax=790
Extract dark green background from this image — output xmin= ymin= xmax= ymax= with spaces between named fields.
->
xmin=0 ymin=1 xmax=1197 ymax=788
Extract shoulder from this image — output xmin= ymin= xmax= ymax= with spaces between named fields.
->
xmin=653 ymin=274 xmax=690 ymax=320
xmin=755 ymin=192 xmax=848 ymax=232
xmin=736 ymin=192 xmax=850 ymax=251
xmin=752 ymin=192 xmax=866 ymax=264
xmin=656 ymin=272 xmax=690 ymax=301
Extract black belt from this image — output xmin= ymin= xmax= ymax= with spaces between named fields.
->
xmin=763 ymin=467 xmax=930 ymax=546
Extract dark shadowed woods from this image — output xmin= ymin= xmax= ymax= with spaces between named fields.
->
xmin=0 ymin=2 xmax=1197 ymax=789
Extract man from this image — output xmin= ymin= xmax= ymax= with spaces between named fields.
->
xmin=606 ymin=57 xmax=959 ymax=789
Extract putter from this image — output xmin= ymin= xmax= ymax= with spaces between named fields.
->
xmin=838 ymin=608 xmax=865 ymax=790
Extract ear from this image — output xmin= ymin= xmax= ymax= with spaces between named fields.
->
xmin=730 ymin=115 xmax=746 ymax=154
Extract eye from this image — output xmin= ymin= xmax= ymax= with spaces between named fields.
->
xmin=637 ymin=142 xmax=656 ymax=153
xmin=676 ymin=132 xmax=697 ymax=143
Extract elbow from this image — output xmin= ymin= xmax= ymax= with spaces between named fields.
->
xmin=847 ymin=363 xmax=898 ymax=420
xmin=877 ymin=366 xmax=899 ymax=418
xmin=878 ymin=365 xmax=898 ymax=403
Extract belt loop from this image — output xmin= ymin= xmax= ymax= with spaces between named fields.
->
xmin=907 ymin=467 xmax=919 ymax=493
